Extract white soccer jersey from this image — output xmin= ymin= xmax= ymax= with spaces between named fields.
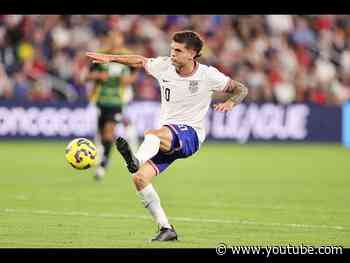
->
xmin=145 ymin=56 xmax=230 ymax=144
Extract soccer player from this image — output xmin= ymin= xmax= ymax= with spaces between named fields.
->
xmin=87 ymin=31 xmax=138 ymax=181
xmin=86 ymin=31 xmax=248 ymax=241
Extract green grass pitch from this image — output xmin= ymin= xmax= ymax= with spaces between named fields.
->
xmin=0 ymin=141 xmax=349 ymax=248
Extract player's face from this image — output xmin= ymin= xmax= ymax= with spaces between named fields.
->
xmin=170 ymin=41 xmax=195 ymax=67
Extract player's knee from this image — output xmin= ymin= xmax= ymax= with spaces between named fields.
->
xmin=132 ymin=173 xmax=149 ymax=190
xmin=144 ymin=129 xmax=160 ymax=139
xmin=101 ymin=132 xmax=114 ymax=142
xmin=144 ymin=130 xmax=154 ymax=136
xmin=102 ymin=126 xmax=116 ymax=141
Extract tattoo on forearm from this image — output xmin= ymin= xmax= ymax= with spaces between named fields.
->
xmin=225 ymin=80 xmax=248 ymax=105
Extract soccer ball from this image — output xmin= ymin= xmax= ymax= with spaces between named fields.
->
xmin=65 ymin=138 xmax=97 ymax=170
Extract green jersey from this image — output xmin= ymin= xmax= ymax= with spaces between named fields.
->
xmin=91 ymin=61 xmax=131 ymax=107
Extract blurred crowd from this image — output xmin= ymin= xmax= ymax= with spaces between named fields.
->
xmin=0 ymin=15 xmax=350 ymax=106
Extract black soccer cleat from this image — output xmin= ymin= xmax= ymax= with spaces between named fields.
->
xmin=151 ymin=225 xmax=178 ymax=242
xmin=115 ymin=137 xmax=140 ymax=173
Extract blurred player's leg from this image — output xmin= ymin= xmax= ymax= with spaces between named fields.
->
xmin=94 ymin=132 xmax=105 ymax=179
xmin=95 ymin=121 xmax=116 ymax=180
xmin=94 ymin=132 xmax=103 ymax=164
xmin=123 ymin=118 xmax=139 ymax=153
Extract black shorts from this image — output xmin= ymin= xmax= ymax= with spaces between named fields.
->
xmin=97 ymin=105 xmax=123 ymax=131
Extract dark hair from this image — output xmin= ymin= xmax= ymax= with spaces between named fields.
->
xmin=172 ymin=31 xmax=203 ymax=59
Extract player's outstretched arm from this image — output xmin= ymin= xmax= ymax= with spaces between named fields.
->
xmin=213 ymin=79 xmax=248 ymax=112
xmin=86 ymin=52 xmax=147 ymax=68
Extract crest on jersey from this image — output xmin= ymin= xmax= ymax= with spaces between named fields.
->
xmin=188 ymin=80 xmax=199 ymax=93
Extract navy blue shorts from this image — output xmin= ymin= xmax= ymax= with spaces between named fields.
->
xmin=148 ymin=124 xmax=199 ymax=175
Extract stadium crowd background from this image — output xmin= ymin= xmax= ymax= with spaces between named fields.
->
xmin=0 ymin=15 xmax=350 ymax=106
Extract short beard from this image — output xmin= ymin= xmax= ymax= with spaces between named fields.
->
xmin=173 ymin=62 xmax=183 ymax=72
xmin=175 ymin=64 xmax=183 ymax=70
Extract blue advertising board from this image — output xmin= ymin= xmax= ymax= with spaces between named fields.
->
xmin=342 ymin=102 xmax=350 ymax=147
xmin=0 ymin=101 xmax=342 ymax=142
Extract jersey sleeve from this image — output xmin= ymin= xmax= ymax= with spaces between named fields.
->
xmin=144 ymin=56 xmax=171 ymax=79
xmin=206 ymin=66 xmax=231 ymax=91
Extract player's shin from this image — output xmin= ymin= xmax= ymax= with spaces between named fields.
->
xmin=135 ymin=134 xmax=160 ymax=164
xmin=100 ymin=139 xmax=112 ymax=168
xmin=137 ymin=184 xmax=171 ymax=229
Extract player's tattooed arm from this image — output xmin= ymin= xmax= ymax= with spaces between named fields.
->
xmin=224 ymin=79 xmax=248 ymax=106
xmin=213 ymin=79 xmax=248 ymax=112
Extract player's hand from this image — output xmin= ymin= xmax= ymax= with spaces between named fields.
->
xmin=213 ymin=100 xmax=236 ymax=112
xmin=86 ymin=52 xmax=111 ymax=64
